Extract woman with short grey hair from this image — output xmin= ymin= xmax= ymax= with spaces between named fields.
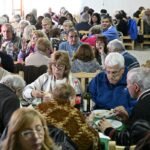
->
xmin=0 ymin=74 xmax=26 ymax=136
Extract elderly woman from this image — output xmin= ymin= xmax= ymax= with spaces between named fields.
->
xmin=0 ymin=108 xmax=58 ymax=150
xmin=42 ymin=17 xmax=53 ymax=39
xmin=25 ymin=37 xmax=51 ymax=66
xmin=71 ymin=43 xmax=102 ymax=73
xmin=18 ymin=30 xmax=47 ymax=62
xmin=36 ymin=83 xmax=100 ymax=150
xmin=23 ymin=50 xmax=81 ymax=105
xmin=0 ymin=74 xmax=26 ymax=136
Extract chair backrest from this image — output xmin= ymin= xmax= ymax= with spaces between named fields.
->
xmin=23 ymin=65 xmax=48 ymax=84
xmin=72 ymin=71 xmax=99 ymax=92
xmin=115 ymin=145 xmax=136 ymax=150
xmin=109 ymin=141 xmax=136 ymax=150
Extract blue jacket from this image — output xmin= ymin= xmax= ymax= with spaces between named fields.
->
xmin=102 ymin=26 xmax=119 ymax=42
xmin=88 ymin=69 xmax=137 ymax=114
xmin=121 ymin=51 xmax=140 ymax=70
xmin=128 ymin=18 xmax=138 ymax=40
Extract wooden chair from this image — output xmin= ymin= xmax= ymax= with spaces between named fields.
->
xmin=140 ymin=19 xmax=150 ymax=48
xmin=109 ymin=141 xmax=136 ymax=150
xmin=72 ymin=71 xmax=99 ymax=92
xmin=78 ymin=30 xmax=89 ymax=39
xmin=115 ymin=145 xmax=136 ymax=150
xmin=122 ymin=36 xmax=135 ymax=50
xmin=23 ymin=65 xmax=48 ymax=84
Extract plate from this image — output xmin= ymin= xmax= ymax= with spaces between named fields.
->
xmin=95 ymin=119 xmax=122 ymax=129
xmin=92 ymin=109 xmax=114 ymax=119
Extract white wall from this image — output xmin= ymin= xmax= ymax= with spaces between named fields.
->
xmin=81 ymin=0 xmax=150 ymax=17
xmin=1 ymin=0 xmax=150 ymax=19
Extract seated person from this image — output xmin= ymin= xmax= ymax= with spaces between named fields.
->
xmin=25 ymin=37 xmax=51 ymax=66
xmin=71 ymin=43 xmax=102 ymax=73
xmin=0 ymin=52 xmax=14 ymax=73
xmin=88 ymin=52 xmax=137 ymax=114
xmin=18 ymin=30 xmax=47 ymax=62
xmin=23 ymin=50 xmax=81 ymax=105
xmin=107 ymin=39 xmax=140 ymax=70
xmin=36 ymin=83 xmax=100 ymax=150
xmin=0 ymin=108 xmax=57 ymax=149
xmin=59 ymin=28 xmax=82 ymax=58
xmin=80 ymin=25 xmax=102 ymax=47
xmin=98 ymin=67 xmax=150 ymax=146
xmin=0 ymin=23 xmax=22 ymax=61
xmin=0 ymin=75 xmax=26 ymax=136
xmin=101 ymin=15 xmax=119 ymax=42
xmin=75 ymin=12 xmax=92 ymax=31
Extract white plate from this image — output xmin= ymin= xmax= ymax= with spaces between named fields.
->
xmin=95 ymin=119 xmax=122 ymax=129
xmin=92 ymin=109 xmax=114 ymax=118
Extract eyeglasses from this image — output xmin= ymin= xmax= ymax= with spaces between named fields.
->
xmin=68 ymin=35 xmax=78 ymax=39
xmin=105 ymin=69 xmax=121 ymax=78
xmin=21 ymin=125 xmax=44 ymax=140
xmin=52 ymin=63 xmax=65 ymax=70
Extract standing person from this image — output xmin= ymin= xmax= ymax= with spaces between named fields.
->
xmin=0 ymin=75 xmax=26 ymax=137
xmin=88 ymin=52 xmax=136 ymax=114
xmin=0 ymin=108 xmax=58 ymax=150
xmin=23 ymin=50 xmax=81 ymax=105
xmin=98 ymin=67 xmax=150 ymax=146
xmin=59 ymin=28 xmax=82 ymax=58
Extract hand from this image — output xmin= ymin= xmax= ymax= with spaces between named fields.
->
xmin=21 ymin=38 xmax=28 ymax=51
xmin=98 ymin=118 xmax=113 ymax=132
xmin=31 ymin=90 xmax=44 ymax=98
xmin=43 ymin=93 xmax=52 ymax=102
xmin=114 ymin=106 xmax=129 ymax=121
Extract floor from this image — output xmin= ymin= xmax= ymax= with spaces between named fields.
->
xmin=127 ymin=46 xmax=150 ymax=65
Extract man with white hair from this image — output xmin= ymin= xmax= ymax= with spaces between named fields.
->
xmin=107 ymin=39 xmax=140 ymax=70
xmin=99 ymin=67 xmax=150 ymax=146
xmin=88 ymin=52 xmax=136 ymax=114
xmin=0 ymin=75 xmax=26 ymax=137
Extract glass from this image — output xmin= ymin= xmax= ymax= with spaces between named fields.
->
xmin=68 ymin=35 xmax=78 ymax=39
xmin=52 ymin=63 xmax=65 ymax=70
xmin=21 ymin=125 xmax=44 ymax=140
xmin=105 ymin=69 xmax=121 ymax=78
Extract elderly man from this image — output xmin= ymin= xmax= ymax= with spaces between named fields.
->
xmin=99 ymin=67 xmax=150 ymax=146
xmin=88 ymin=52 xmax=136 ymax=114
xmin=0 ymin=75 xmax=26 ymax=137
xmin=0 ymin=23 xmax=22 ymax=61
xmin=59 ymin=28 xmax=82 ymax=58
xmin=107 ymin=39 xmax=140 ymax=70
